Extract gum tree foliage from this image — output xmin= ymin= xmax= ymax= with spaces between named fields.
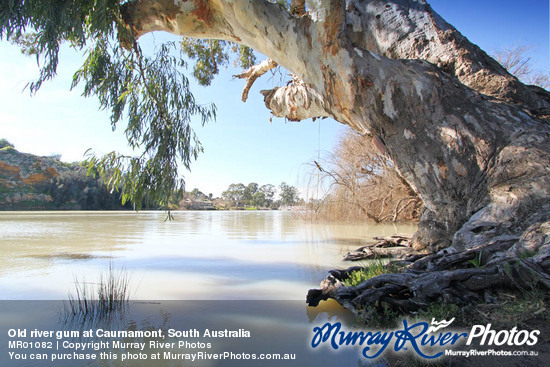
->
xmin=259 ymin=184 xmax=276 ymax=207
xmin=49 ymin=167 xmax=133 ymax=210
xmin=0 ymin=0 xmax=257 ymax=210
xmin=221 ymin=182 xmax=290 ymax=208
xmin=251 ymin=191 xmax=266 ymax=208
xmin=279 ymin=182 xmax=299 ymax=207
xmin=221 ymin=183 xmax=246 ymax=207
xmin=242 ymin=182 xmax=259 ymax=204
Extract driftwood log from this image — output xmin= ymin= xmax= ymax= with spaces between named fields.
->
xmin=308 ymin=222 xmax=550 ymax=313
xmin=343 ymin=235 xmax=413 ymax=261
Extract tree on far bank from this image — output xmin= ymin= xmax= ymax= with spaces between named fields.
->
xmin=251 ymin=191 xmax=266 ymax=208
xmin=279 ymin=182 xmax=299 ymax=207
xmin=242 ymin=182 xmax=259 ymax=205
xmin=220 ymin=182 xmax=295 ymax=208
xmin=0 ymin=139 xmax=14 ymax=149
xmin=221 ymin=183 xmax=246 ymax=207
xmin=259 ymin=184 xmax=276 ymax=208
xmin=190 ymin=188 xmax=206 ymax=200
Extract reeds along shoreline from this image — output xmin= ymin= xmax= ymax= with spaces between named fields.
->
xmin=63 ymin=262 xmax=130 ymax=322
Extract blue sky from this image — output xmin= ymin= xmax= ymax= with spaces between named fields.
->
xmin=0 ymin=0 xmax=548 ymax=197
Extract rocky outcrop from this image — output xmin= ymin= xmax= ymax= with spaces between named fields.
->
xmin=1 ymin=145 xmax=133 ymax=211
xmin=0 ymin=146 xmax=70 ymax=209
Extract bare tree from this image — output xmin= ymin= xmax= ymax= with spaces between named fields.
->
xmin=493 ymin=43 xmax=550 ymax=89
xmin=306 ymin=129 xmax=422 ymax=222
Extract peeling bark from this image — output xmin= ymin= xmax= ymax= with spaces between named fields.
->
xmin=121 ymin=0 xmax=550 ymax=310
xmin=260 ymin=80 xmax=331 ymax=121
xmin=344 ymin=0 xmax=550 ymax=119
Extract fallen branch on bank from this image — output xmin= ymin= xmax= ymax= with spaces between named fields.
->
xmin=343 ymin=234 xmax=413 ymax=261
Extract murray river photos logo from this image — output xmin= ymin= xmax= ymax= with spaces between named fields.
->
xmin=311 ymin=318 xmax=540 ymax=359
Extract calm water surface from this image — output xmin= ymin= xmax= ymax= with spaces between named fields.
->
xmin=0 ymin=211 xmax=418 ymax=366
xmin=0 ymin=210 xmax=417 ymax=300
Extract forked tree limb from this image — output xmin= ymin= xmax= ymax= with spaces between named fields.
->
xmin=233 ymin=58 xmax=278 ymax=102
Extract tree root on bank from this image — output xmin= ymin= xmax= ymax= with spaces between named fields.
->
xmin=307 ymin=222 xmax=550 ymax=316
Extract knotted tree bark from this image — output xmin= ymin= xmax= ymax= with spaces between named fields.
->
xmin=121 ymin=0 xmax=550 ymax=309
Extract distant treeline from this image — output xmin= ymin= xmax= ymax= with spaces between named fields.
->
xmin=182 ymin=182 xmax=303 ymax=210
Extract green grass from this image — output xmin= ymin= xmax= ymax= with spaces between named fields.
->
xmin=356 ymin=304 xmax=402 ymax=329
xmin=354 ymin=286 xmax=549 ymax=330
xmin=468 ymin=250 xmax=484 ymax=268
xmin=343 ymin=259 xmax=400 ymax=287
xmin=482 ymin=287 xmax=549 ymax=328
xmin=343 ymin=260 xmax=404 ymax=328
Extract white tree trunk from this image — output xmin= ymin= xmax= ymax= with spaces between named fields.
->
xmin=123 ymin=0 xmax=550 ymax=256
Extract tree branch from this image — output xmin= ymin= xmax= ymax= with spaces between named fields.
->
xmin=260 ymin=81 xmax=331 ymax=121
xmin=120 ymin=0 xmax=550 ymax=252
xmin=345 ymin=0 xmax=550 ymax=118
xmin=392 ymin=197 xmax=420 ymax=222
xmin=233 ymin=58 xmax=278 ymax=102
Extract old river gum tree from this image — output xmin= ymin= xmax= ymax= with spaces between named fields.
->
xmin=2 ymin=0 xmax=549 ymax=308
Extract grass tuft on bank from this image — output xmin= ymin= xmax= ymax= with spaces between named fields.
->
xmin=343 ymin=260 xmax=401 ymax=287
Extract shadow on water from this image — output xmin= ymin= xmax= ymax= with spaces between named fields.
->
xmin=27 ymin=253 xmax=111 ymax=261
xmin=117 ymin=255 xmax=331 ymax=282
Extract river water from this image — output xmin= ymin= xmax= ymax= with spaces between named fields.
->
xmin=0 ymin=210 xmax=416 ymax=300
xmin=0 ymin=211 xmax=417 ymax=366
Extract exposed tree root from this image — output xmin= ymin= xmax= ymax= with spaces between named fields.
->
xmin=307 ymin=222 xmax=550 ymax=315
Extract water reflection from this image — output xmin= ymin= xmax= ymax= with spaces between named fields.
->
xmin=0 ymin=211 xmax=416 ymax=300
